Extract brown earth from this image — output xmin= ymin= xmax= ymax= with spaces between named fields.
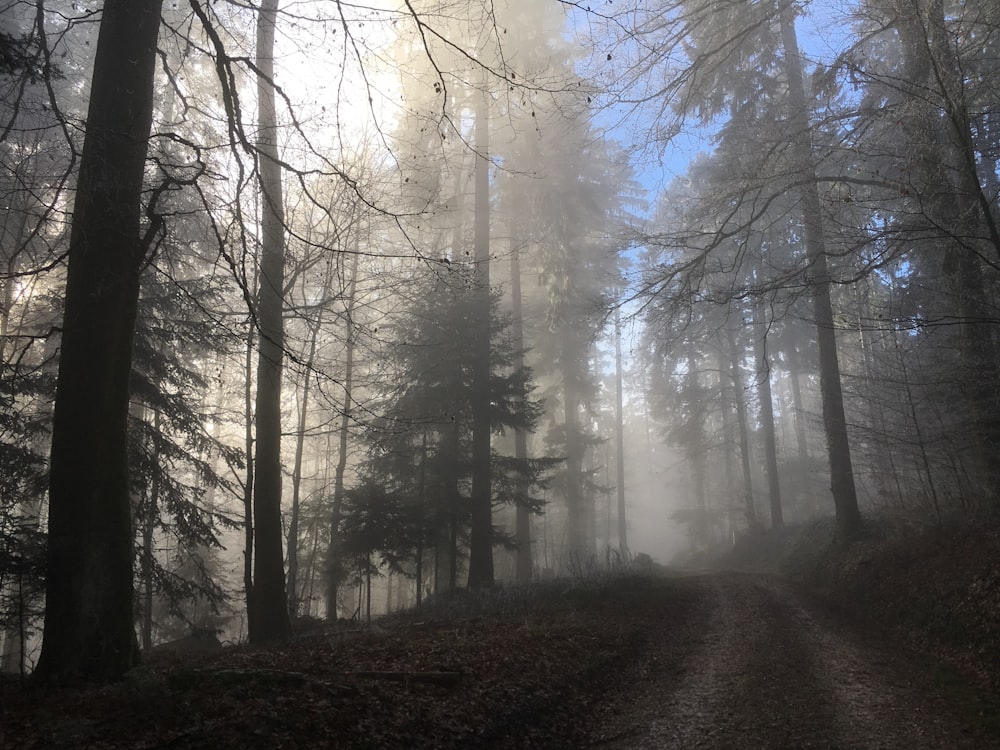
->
xmin=589 ymin=572 xmax=997 ymax=748
xmin=2 ymin=520 xmax=998 ymax=749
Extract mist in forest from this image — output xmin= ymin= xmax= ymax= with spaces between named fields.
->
xmin=1 ymin=0 xmax=998 ymax=683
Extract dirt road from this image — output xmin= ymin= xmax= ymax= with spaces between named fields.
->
xmin=4 ymin=572 xmax=995 ymax=749
xmin=587 ymin=573 xmax=994 ymax=749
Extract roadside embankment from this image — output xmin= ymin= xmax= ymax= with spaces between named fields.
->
xmin=718 ymin=516 xmax=1000 ymax=696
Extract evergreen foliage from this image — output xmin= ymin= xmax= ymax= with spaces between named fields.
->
xmin=352 ymin=270 xmax=551 ymax=593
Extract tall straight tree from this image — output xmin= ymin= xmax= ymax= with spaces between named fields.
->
xmin=250 ymin=0 xmax=291 ymax=644
xmin=778 ymin=2 xmax=861 ymax=537
xmin=883 ymin=0 xmax=1000 ymax=497
xmin=509 ymin=228 xmax=533 ymax=582
xmin=752 ymin=288 xmax=783 ymax=528
xmin=613 ymin=306 xmax=628 ymax=553
xmin=325 ymin=248 xmax=360 ymax=618
xmin=35 ymin=0 xmax=164 ymax=683
xmin=613 ymin=0 xmax=865 ymax=533
xmin=467 ymin=83 xmax=494 ymax=588
xmin=724 ymin=320 xmax=757 ymax=527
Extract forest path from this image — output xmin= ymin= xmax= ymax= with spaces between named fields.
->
xmin=587 ymin=573 xmax=990 ymax=749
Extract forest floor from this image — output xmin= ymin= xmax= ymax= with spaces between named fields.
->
xmin=2 ymin=517 xmax=999 ymax=749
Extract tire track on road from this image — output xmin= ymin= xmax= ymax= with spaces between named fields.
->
xmin=589 ymin=574 xmax=992 ymax=749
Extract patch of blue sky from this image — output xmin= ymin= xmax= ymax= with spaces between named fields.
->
xmin=586 ymin=1 xmax=860 ymax=210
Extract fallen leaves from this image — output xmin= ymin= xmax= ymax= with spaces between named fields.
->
xmin=0 ymin=578 xmax=678 ymax=749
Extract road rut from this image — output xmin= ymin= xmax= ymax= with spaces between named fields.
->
xmin=588 ymin=574 xmax=992 ymax=749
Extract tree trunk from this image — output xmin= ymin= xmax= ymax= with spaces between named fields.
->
xmin=563 ymin=365 xmax=587 ymax=564
xmin=725 ymin=323 xmax=756 ymax=528
xmin=584 ymin=442 xmax=598 ymax=555
xmin=779 ymin=3 xmax=862 ymax=538
xmin=854 ymin=279 xmax=902 ymax=507
xmin=447 ymin=420 xmax=461 ymax=592
xmin=249 ymin=0 xmax=291 ymax=645
xmin=916 ymin=0 xmax=1000 ymax=500
xmin=716 ymin=348 xmax=737 ymax=531
xmin=509 ymin=231 xmax=532 ymax=582
xmin=415 ymin=431 xmax=428 ymax=605
xmin=785 ymin=339 xmax=810 ymax=462
xmin=324 ymin=249 xmax=359 ymax=618
xmin=752 ymin=296 xmax=783 ymax=527
xmin=35 ymin=0 xmax=163 ymax=683
xmin=614 ymin=307 xmax=628 ymax=553
xmin=140 ymin=409 xmax=161 ymax=652
xmin=287 ymin=308 xmax=323 ymax=618
xmin=242 ymin=300 xmax=256 ymax=631
xmin=467 ymin=86 xmax=494 ymax=589
xmin=686 ymin=345 xmax=709 ymax=545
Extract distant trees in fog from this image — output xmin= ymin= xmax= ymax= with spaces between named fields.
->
xmin=630 ymin=0 xmax=1000 ymax=541
xmin=0 ymin=0 xmax=997 ymax=682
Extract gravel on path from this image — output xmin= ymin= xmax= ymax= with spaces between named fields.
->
xmin=588 ymin=573 xmax=994 ymax=749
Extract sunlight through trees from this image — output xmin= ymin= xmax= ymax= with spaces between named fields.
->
xmin=0 ymin=0 xmax=997 ymax=682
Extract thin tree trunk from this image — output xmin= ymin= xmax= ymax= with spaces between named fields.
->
xmin=686 ymin=345 xmax=708 ymax=545
xmin=325 ymin=248 xmax=360 ymax=617
xmin=604 ymin=451 xmax=613 ymax=553
xmin=614 ymin=307 xmax=628 ymax=553
xmin=250 ymin=0 xmax=291 ymax=644
xmin=287 ymin=310 xmax=323 ymax=618
xmin=242 ymin=301 xmax=256 ymax=632
xmin=584 ymin=442 xmax=597 ymax=554
xmin=752 ymin=296 xmax=783 ymax=528
xmin=415 ymin=431 xmax=427 ymax=606
xmin=725 ymin=323 xmax=757 ymax=528
xmin=468 ymin=84 xmax=494 ymax=589
xmin=785 ymin=340 xmax=810 ymax=462
xmin=140 ymin=409 xmax=161 ymax=651
xmin=448 ymin=419 xmax=460 ymax=592
xmin=365 ymin=566 xmax=372 ymax=624
xmin=716 ymin=348 xmax=738 ymax=536
xmin=855 ymin=279 xmax=902 ymax=507
xmin=509 ymin=231 xmax=532 ymax=582
xmin=563 ymin=367 xmax=586 ymax=563
xmin=302 ymin=433 xmax=333 ymax=610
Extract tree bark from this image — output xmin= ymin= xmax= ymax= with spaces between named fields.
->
xmin=242 ymin=301 xmax=256 ymax=632
xmin=779 ymin=2 xmax=862 ymax=537
xmin=286 ymin=317 xmax=320 ymax=619
xmin=752 ymin=296 xmax=783 ymax=527
xmin=614 ymin=307 xmax=628 ymax=553
xmin=686 ymin=344 xmax=709 ymax=545
xmin=785 ymin=339 xmax=810 ymax=463
xmin=563 ymin=362 xmax=587 ymax=563
xmin=509 ymin=231 xmax=532 ymax=582
xmin=324 ymin=249 xmax=359 ymax=618
xmin=140 ymin=409 xmax=161 ymax=652
xmin=467 ymin=86 xmax=494 ymax=588
xmin=415 ymin=430 xmax=428 ymax=605
xmin=249 ymin=0 xmax=291 ymax=644
xmin=35 ymin=0 xmax=163 ymax=683
xmin=898 ymin=0 xmax=1000 ymax=499
xmin=724 ymin=323 xmax=757 ymax=528
xmin=716 ymin=349 xmax=738 ymax=533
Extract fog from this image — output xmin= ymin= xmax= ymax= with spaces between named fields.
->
xmin=2 ymin=0 xmax=999 ymax=674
